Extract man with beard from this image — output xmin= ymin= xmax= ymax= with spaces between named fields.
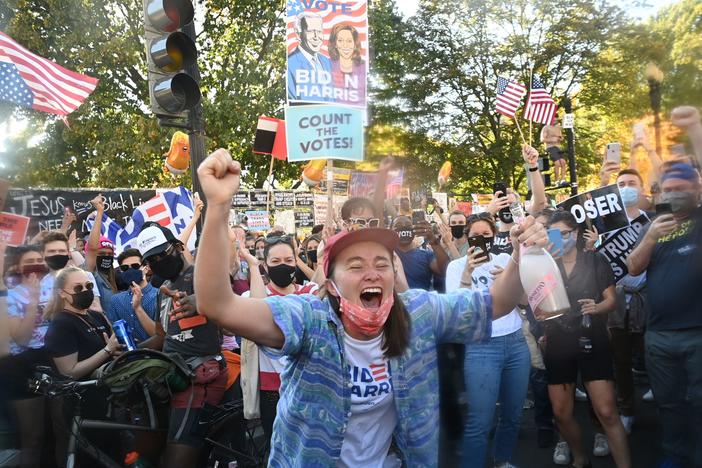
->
xmin=136 ymin=222 xmax=227 ymax=468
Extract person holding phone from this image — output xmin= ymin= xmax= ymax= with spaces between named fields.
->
xmin=627 ymin=162 xmax=702 ymax=467
xmin=391 ymin=215 xmax=450 ymax=290
xmin=445 ymin=212 xmax=530 ymax=468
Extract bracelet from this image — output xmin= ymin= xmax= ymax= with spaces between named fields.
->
xmin=102 ymin=347 xmax=112 ymax=356
xmin=528 ymin=166 xmax=539 ymax=172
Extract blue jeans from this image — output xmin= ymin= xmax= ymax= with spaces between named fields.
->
xmin=461 ymin=329 xmax=531 ymax=467
xmin=646 ymin=328 xmax=702 ymax=467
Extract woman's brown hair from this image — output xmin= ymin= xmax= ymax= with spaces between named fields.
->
xmin=323 ymin=262 xmax=411 ymax=358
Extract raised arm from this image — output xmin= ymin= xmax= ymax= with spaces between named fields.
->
xmin=85 ymin=194 xmax=105 ymax=272
xmin=195 ymin=149 xmax=284 ymax=348
xmin=523 ymin=145 xmax=548 ymax=215
xmin=179 ymin=193 xmax=204 ymax=265
xmin=372 ymin=157 xmax=395 ymax=218
xmin=671 ymin=106 xmax=702 ymax=167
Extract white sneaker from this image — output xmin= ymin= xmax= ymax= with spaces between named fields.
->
xmin=593 ymin=432 xmax=610 ymax=457
xmin=574 ymin=387 xmax=588 ymax=401
xmin=620 ymin=415 xmax=634 ymax=435
xmin=553 ymin=441 xmax=571 ymax=465
xmin=642 ymin=389 xmax=654 ymax=402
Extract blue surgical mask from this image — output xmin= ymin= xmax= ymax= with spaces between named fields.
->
xmin=619 ymin=187 xmax=640 ymax=207
xmin=562 ymin=234 xmax=577 ymax=254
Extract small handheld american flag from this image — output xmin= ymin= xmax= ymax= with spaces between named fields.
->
xmin=495 ymin=77 xmax=527 ymax=118
xmin=524 ymin=76 xmax=558 ymax=125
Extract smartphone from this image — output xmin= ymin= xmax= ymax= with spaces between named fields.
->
xmin=655 ymin=203 xmax=672 ymax=215
xmin=547 ymin=228 xmax=565 ymax=257
xmin=467 ymin=236 xmax=489 ymax=262
xmin=633 ymin=123 xmax=646 ymax=142
xmin=493 ymin=182 xmax=508 ymax=197
xmin=412 ymin=209 xmax=426 ymax=225
xmin=605 ymin=142 xmax=621 ymax=164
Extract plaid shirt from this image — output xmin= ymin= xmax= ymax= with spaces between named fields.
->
xmin=262 ymin=288 xmax=493 ymax=467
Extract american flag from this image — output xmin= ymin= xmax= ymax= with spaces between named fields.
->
xmin=0 ymin=32 xmax=98 ymax=116
xmin=524 ymin=76 xmax=558 ymax=125
xmin=286 ymin=0 xmax=368 ymax=57
xmin=495 ymin=77 xmax=526 ymax=117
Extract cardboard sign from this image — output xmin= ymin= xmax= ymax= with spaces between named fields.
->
xmin=317 ymin=168 xmax=351 ymax=196
xmin=232 ymin=192 xmax=250 ymax=209
xmin=245 ymin=210 xmax=271 ymax=232
xmin=562 ymin=113 xmax=575 ymax=129
xmin=294 ymin=192 xmax=314 ymax=208
xmin=597 ymin=214 xmax=650 ymax=282
xmin=273 ymin=191 xmax=295 ymax=210
xmin=285 ymin=105 xmax=364 ymax=162
xmin=285 ymin=1 xmax=368 ymax=107
xmin=0 ymin=212 xmax=30 ymax=247
xmin=295 ymin=208 xmax=315 ymax=228
xmin=249 ymin=190 xmax=269 ymax=207
xmin=557 ymin=184 xmax=628 ymax=234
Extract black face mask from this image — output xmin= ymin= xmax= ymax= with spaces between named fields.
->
xmin=498 ymin=210 xmax=513 ymax=225
xmin=45 ymin=254 xmax=69 ymax=271
xmin=248 ymin=248 xmax=256 ymax=256
xmin=306 ymin=249 xmax=318 ymax=263
xmin=267 ymin=264 xmax=296 ymax=288
xmin=450 ymin=225 xmax=466 ymax=239
xmin=68 ymin=289 xmax=94 ymax=310
xmin=149 ymin=251 xmax=184 ymax=281
xmin=97 ymin=255 xmax=113 ymax=272
xmin=481 ymin=235 xmax=495 ymax=253
xmin=396 ymin=229 xmax=415 ymax=244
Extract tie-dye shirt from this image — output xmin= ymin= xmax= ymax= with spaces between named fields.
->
xmin=262 ymin=288 xmax=493 ymax=467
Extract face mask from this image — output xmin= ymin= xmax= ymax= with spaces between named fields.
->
xmin=331 ymin=281 xmax=394 ymax=336
xmin=396 ymin=229 xmax=414 ymax=244
xmin=620 ymin=186 xmax=640 ymax=207
xmin=267 ymin=264 xmax=296 ymax=288
xmin=255 ymin=248 xmax=265 ymax=260
xmin=248 ymin=248 xmax=256 ymax=256
xmin=97 ymin=255 xmax=114 ymax=272
xmin=150 ymin=251 xmax=184 ymax=281
xmin=660 ymin=191 xmax=699 ymax=213
xmin=68 ymin=289 xmax=94 ymax=310
xmin=306 ymin=249 xmax=318 ymax=263
xmin=498 ymin=210 xmax=513 ymax=225
xmin=116 ymin=268 xmax=144 ymax=290
xmin=562 ymin=234 xmax=577 ymax=254
xmin=451 ymin=225 xmax=466 ymax=239
xmin=22 ymin=264 xmax=48 ymax=277
xmin=45 ymin=254 xmax=69 ymax=271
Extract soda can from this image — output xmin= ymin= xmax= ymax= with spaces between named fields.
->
xmin=112 ymin=319 xmax=137 ymax=351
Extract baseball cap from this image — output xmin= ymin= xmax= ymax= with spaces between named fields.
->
xmin=323 ymin=228 xmax=399 ymax=277
xmin=661 ymin=162 xmax=699 ymax=184
xmin=84 ymin=236 xmax=114 ymax=254
xmin=137 ymin=223 xmax=178 ymax=261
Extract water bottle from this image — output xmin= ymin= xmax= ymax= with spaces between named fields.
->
xmin=579 ymin=314 xmax=593 ymax=354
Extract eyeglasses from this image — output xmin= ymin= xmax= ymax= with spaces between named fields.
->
xmin=65 ymin=282 xmax=94 ymax=294
xmin=345 ymin=218 xmax=380 ymax=231
xmin=119 ymin=263 xmax=141 ymax=272
xmin=145 ymin=244 xmax=176 ymax=265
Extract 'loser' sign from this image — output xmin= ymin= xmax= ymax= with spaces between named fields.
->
xmin=557 ymin=184 xmax=629 ymax=235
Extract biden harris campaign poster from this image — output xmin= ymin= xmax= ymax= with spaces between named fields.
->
xmin=286 ymin=0 xmax=368 ymax=107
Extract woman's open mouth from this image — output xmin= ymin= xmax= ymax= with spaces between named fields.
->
xmin=359 ymin=287 xmax=383 ymax=309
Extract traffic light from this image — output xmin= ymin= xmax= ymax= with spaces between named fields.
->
xmin=143 ymin=0 xmax=201 ymax=120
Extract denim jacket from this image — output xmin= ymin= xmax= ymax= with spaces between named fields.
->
xmin=262 ymin=288 xmax=493 ymax=467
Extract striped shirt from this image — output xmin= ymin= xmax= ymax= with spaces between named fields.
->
xmin=262 ymin=288 xmax=493 ymax=466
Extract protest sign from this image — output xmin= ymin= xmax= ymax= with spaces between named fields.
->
xmin=454 ymin=201 xmax=473 ymax=216
xmin=249 ymin=190 xmax=270 ymax=207
xmin=0 ymin=212 xmax=30 ymax=247
xmin=273 ymin=191 xmax=296 ymax=210
xmin=232 ymin=192 xmax=250 ymax=209
xmin=557 ymin=184 xmax=628 ymax=234
xmin=431 ymin=192 xmax=448 ymax=214
xmin=5 ymin=188 xmax=156 ymax=240
xmin=294 ymin=191 xmax=314 ymax=207
xmin=597 ymin=214 xmax=650 ymax=282
xmin=275 ymin=209 xmax=297 ymax=235
xmin=285 ymin=105 xmax=364 ymax=162
xmin=295 ymin=208 xmax=315 ymax=228
xmin=317 ymin=167 xmax=351 ymax=196
xmin=348 ymin=169 xmax=404 ymax=198
xmin=285 ymin=1 xmax=368 ymax=107
xmin=246 ymin=210 xmax=271 ymax=232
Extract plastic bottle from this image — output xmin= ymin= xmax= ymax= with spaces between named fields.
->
xmin=579 ymin=314 xmax=593 ymax=354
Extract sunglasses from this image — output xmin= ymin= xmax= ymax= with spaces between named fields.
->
xmin=119 ymin=263 xmax=141 ymax=272
xmin=65 ymin=281 xmax=94 ymax=294
xmin=345 ymin=217 xmax=380 ymax=231
xmin=145 ymin=244 xmax=176 ymax=265
xmin=264 ymin=235 xmax=294 ymax=245
xmin=468 ymin=212 xmax=494 ymax=222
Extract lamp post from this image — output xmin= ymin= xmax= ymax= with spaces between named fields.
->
xmin=646 ymin=63 xmax=664 ymax=155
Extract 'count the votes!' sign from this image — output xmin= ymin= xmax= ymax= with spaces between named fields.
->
xmin=286 ymin=105 xmax=364 ymax=162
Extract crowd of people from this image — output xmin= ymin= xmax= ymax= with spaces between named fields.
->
xmin=0 ymin=106 xmax=701 ymax=468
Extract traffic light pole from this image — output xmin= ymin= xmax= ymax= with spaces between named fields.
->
xmin=562 ymin=96 xmax=578 ymax=196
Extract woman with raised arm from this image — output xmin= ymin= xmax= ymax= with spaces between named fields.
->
xmin=194 ymin=149 xmax=548 ymax=466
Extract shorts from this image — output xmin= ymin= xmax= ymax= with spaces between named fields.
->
xmin=168 ymin=358 xmax=228 ymax=447
xmin=546 ymin=146 xmax=564 ymax=163
xmin=0 ymin=348 xmax=52 ymax=400
xmin=544 ymin=326 xmax=613 ymax=385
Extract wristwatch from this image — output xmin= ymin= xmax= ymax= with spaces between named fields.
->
xmin=528 ymin=165 xmax=539 ymax=172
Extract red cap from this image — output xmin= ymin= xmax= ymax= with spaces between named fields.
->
xmin=323 ymin=228 xmax=399 ymax=277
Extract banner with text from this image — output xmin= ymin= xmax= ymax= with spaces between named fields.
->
xmin=286 ymin=0 xmax=368 ymax=107
xmin=557 ymin=184 xmax=628 ymax=235
xmin=0 ymin=212 xmax=30 ymax=247
xmin=597 ymin=214 xmax=650 ymax=282
xmin=286 ymin=105 xmax=364 ymax=162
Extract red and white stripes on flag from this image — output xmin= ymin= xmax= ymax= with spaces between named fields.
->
xmin=0 ymin=32 xmax=98 ymax=116
xmin=524 ymin=76 xmax=558 ymax=125
xmin=495 ymin=77 xmax=527 ymax=118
